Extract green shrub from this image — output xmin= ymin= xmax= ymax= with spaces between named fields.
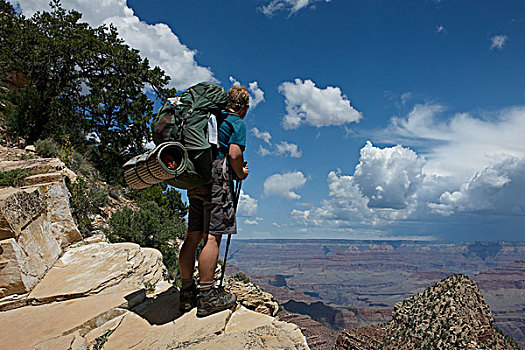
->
xmin=126 ymin=184 xmax=188 ymax=218
xmin=0 ymin=169 xmax=30 ymax=187
xmin=93 ymin=329 xmax=113 ymax=350
xmin=35 ymin=138 xmax=59 ymax=158
xmin=234 ymin=271 xmax=251 ymax=284
xmin=18 ymin=153 xmax=36 ymax=160
xmin=67 ymin=176 xmax=108 ymax=236
xmin=106 ymin=201 xmax=186 ymax=280
xmin=59 ymin=135 xmax=76 ymax=169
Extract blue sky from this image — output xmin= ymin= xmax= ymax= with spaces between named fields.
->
xmin=15 ymin=0 xmax=525 ymax=241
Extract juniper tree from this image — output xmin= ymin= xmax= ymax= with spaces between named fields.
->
xmin=0 ymin=0 xmax=176 ymax=183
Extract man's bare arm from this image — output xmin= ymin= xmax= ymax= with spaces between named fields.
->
xmin=229 ymin=144 xmax=249 ymax=180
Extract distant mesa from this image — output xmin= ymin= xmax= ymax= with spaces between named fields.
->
xmin=366 ymin=243 xmax=394 ymax=252
xmin=345 ymin=245 xmax=360 ymax=253
xmin=336 ymin=274 xmax=521 ymax=349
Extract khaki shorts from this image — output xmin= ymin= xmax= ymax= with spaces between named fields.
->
xmin=187 ymin=182 xmax=237 ymax=236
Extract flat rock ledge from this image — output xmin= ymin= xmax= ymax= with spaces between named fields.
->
xmin=0 ymin=224 xmax=309 ymax=350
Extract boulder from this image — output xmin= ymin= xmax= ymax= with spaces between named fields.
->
xmin=0 ymin=286 xmax=136 ymax=350
xmin=0 ymin=180 xmax=82 ymax=300
xmin=0 ymin=240 xmax=309 ymax=350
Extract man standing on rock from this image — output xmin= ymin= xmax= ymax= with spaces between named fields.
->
xmin=178 ymin=85 xmax=250 ymax=317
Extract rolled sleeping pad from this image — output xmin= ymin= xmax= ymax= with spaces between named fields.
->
xmin=123 ymin=142 xmax=188 ymax=189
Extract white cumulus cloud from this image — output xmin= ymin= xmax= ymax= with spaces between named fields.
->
xmin=249 ymin=81 xmax=265 ymax=109
xmin=377 ymin=104 xmax=525 ymax=221
xmin=229 ymin=76 xmax=241 ymax=87
xmin=258 ymin=145 xmax=273 ymax=157
xmin=429 ymin=156 xmax=525 ymax=216
xmin=353 ymin=141 xmax=425 ymax=209
xmin=275 ymin=141 xmax=302 ymax=158
xmin=490 ymin=35 xmax=508 ymax=50
xmin=436 ymin=24 xmax=446 ymax=34
xmin=15 ymin=0 xmax=214 ymax=90
xmin=251 ymin=128 xmax=272 ymax=145
xmin=278 ymin=79 xmax=362 ymax=129
xmin=244 ymin=217 xmax=263 ymax=225
xmin=251 ymin=129 xmax=302 ymax=158
xmin=259 ymin=0 xmax=331 ymax=17
xmin=289 ymin=142 xmax=425 ymax=228
xmin=264 ymin=171 xmax=307 ymax=200
xmin=237 ymin=190 xmax=258 ymax=217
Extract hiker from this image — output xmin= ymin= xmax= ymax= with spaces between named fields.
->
xmin=178 ymin=85 xmax=250 ymax=317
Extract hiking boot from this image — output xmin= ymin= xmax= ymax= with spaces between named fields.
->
xmin=196 ymin=287 xmax=237 ymax=317
xmin=179 ymin=282 xmax=198 ymax=313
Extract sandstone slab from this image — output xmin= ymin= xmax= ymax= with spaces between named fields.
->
xmin=0 ymin=287 xmax=136 ymax=350
xmin=225 ymin=304 xmax=274 ymax=333
xmin=21 ymin=172 xmax=66 ymax=187
xmin=29 ymin=242 xmax=165 ymax=303
xmin=0 ymin=213 xmax=61 ymax=298
xmin=0 ymin=158 xmax=66 ymax=175
xmin=104 ymin=305 xmax=309 ymax=350
xmin=0 ymin=238 xmax=29 ymax=297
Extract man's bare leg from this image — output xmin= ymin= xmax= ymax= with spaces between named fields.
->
xmin=196 ymin=233 xmax=236 ymax=317
xmin=198 ymin=234 xmax=222 ymax=283
xmin=179 ymin=231 xmax=203 ymax=280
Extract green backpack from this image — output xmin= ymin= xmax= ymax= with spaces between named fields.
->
xmin=150 ymin=82 xmax=228 ymax=189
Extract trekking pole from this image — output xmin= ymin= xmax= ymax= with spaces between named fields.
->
xmin=219 ymin=179 xmax=242 ymax=288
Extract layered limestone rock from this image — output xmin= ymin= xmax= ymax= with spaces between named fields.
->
xmin=0 ymin=157 xmax=71 ymax=177
xmin=0 ymin=178 xmax=81 ymax=301
xmin=33 ymin=179 xmax=82 ymax=248
xmin=195 ymin=264 xmax=280 ymax=317
xmin=0 ymin=187 xmax=58 ymax=299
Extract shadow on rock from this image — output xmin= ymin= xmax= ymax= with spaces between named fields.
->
xmin=126 ymin=286 xmax=183 ymax=325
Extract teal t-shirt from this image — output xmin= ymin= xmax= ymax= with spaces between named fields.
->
xmin=217 ymin=114 xmax=246 ymax=160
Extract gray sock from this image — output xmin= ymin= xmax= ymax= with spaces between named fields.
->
xmin=199 ymin=281 xmax=214 ymax=294
xmin=181 ymin=278 xmax=194 ymax=290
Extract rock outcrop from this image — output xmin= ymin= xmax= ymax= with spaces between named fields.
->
xmin=0 ymin=175 xmax=82 ymax=303
xmin=224 ymin=275 xmax=280 ymax=316
xmin=335 ymin=274 xmax=521 ymax=349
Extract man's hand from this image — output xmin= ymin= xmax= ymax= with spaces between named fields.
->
xmin=242 ymin=162 xmax=249 ymax=179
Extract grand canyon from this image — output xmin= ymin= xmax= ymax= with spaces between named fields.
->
xmin=227 ymin=240 xmax=525 ymax=348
